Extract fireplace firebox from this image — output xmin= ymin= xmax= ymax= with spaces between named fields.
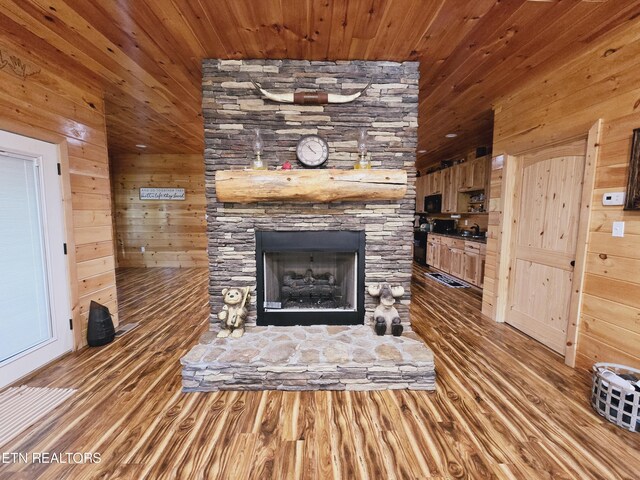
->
xmin=255 ymin=231 xmax=365 ymax=326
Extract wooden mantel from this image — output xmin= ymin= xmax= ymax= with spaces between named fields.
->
xmin=215 ymin=169 xmax=408 ymax=203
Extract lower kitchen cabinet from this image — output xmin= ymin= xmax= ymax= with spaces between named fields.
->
xmin=426 ymin=234 xmax=485 ymax=288
xmin=426 ymin=235 xmax=442 ymax=270
xmin=449 ymin=247 xmax=465 ymax=279
xmin=463 ymin=252 xmax=484 ymax=287
xmin=426 ymin=239 xmax=438 ymax=268
xmin=438 ymin=243 xmax=451 ymax=272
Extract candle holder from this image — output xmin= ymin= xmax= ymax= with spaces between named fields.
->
xmin=354 ymin=127 xmax=371 ymax=169
xmin=251 ymin=128 xmax=267 ymax=170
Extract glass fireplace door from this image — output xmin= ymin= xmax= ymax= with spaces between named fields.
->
xmin=263 ymin=251 xmax=357 ymax=311
xmin=256 ymin=231 xmax=365 ymax=326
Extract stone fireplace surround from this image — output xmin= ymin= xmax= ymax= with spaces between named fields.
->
xmin=181 ymin=59 xmax=435 ymax=391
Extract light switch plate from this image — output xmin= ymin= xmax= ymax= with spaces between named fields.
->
xmin=603 ymin=192 xmax=625 ymax=206
xmin=612 ymin=221 xmax=625 ymax=238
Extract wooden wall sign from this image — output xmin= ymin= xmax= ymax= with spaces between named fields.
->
xmin=624 ymin=128 xmax=640 ymax=210
xmin=139 ymin=187 xmax=185 ymax=200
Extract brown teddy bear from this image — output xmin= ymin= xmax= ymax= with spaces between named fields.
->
xmin=217 ymin=286 xmax=252 ymax=338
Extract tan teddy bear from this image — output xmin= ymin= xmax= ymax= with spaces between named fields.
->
xmin=217 ymin=286 xmax=251 ymax=338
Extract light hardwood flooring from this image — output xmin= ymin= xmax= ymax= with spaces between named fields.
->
xmin=0 ymin=265 xmax=638 ymax=479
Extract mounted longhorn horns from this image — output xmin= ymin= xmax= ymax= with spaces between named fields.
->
xmin=250 ymin=78 xmax=371 ymax=105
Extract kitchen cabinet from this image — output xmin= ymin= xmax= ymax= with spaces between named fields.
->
xmin=449 ymin=247 xmax=465 ymax=279
xmin=440 ymin=236 xmax=465 ymax=278
xmin=439 ymin=242 xmax=451 ymax=272
xmin=441 ymin=166 xmax=458 ymax=213
xmin=463 ymin=240 xmax=486 ymax=287
xmin=457 ymin=157 xmax=487 ymax=192
xmin=425 ymin=170 xmax=442 ymax=195
xmin=426 ymin=235 xmax=441 ymax=269
xmin=415 ymin=175 xmax=428 ymax=210
xmin=416 ymin=156 xmax=491 ymax=215
xmin=483 ymin=158 xmax=491 ymax=213
xmin=427 ymin=234 xmax=486 ymax=288
xmin=418 ymin=170 xmax=442 ymax=202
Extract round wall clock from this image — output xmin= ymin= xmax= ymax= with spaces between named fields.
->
xmin=296 ymin=134 xmax=329 ymax=168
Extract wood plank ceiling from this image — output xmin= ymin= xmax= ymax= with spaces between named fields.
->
xmin=1 ymin=0 xmax=639 ymax=168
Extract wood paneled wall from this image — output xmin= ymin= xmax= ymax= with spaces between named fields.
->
xmin=0 ymin=41 xmax=118 ymax=348
xmin=483 ymin=19 xmax=640 ymax=370
xmin=111 ymin=154 xmax=207 ymax=268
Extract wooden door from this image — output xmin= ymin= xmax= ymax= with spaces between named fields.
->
xmin=439 ymin=244 xmax=451 ymax=273
xmin=441 ymin=167 xmax=457 ymax=213
xmin=506 ymin=139 xmax=587 ymax=354
xmin=430 ymin=170 xmax=442 ymax=194
xmin=457 ymin=162 xmax=471 ymax=191
xmin=429 ymin=236 xmax=441 ymax=269
xmin=470 ymin=157 xmax=487 ymax=190
xmin=457 ymin=158 xmax=485 ymax=192
xmin=426 ymin=239 xmax=434 ymax=267
xmin=463 ymin=252 xmax=479 ymax=286
xmin=449 ymin=247 xmax=465 ymax=279
xmin=440 ymin=168 xmax=450 ymax=212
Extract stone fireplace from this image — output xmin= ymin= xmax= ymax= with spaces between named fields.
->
xmin=181 ymin=59 xmax=435 ymax=392
xmin=202 ymin=59 xmax=418 ymax=327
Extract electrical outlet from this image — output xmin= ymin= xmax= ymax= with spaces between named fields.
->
xmin=140 ymin=246 xmax=145 ymax=253
xmin=464 ymin=219 xmax=468 ymax=226
xmin=612 ymin=221 xmax=625 ymax=238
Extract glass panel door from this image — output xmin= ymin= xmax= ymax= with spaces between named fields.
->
xmin=0 ymin=130 xmax=72 ymax=388
xmin=0 ymin=154 xmax=52 ymax=362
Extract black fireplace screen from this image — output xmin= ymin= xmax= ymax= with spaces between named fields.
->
xmin=256 ymin=231 xmax=365 ymax=326
xmin=264 ymin=251 xmax=357 ymax=310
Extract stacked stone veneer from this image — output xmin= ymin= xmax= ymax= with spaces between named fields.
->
xmin=182 ymin=325 xmax=435 ymax=391
xmin=203 ymin=59 xmax=418 ymax=327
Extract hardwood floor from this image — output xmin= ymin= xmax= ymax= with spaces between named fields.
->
xmin=1 ymin=265 xmax=638 ymax=479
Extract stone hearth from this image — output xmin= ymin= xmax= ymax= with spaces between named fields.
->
xmin=182 ymin=325 xmax=435 ymax=392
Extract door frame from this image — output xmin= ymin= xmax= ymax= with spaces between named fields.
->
xmin=494 ymin=120 xmax=602 ymax=367
xmin=0 ymin=130 xmax=75 ymax=386
xmin=0 ymin=120 xmax=82 ymax=352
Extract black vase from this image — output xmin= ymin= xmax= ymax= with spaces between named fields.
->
xmin=87 ymin=301 xmax=115 ymax=347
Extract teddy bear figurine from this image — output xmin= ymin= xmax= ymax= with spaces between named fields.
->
xmin=217 ymin=286 xmax=252 ymax=338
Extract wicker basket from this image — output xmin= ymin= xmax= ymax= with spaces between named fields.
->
xmin=591 ymin=363 xmax=640 ymax=432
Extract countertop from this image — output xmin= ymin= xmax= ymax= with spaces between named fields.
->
xmin=414 ymin=228 xmax=487 ymax=244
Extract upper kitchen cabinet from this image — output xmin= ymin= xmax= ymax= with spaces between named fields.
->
xmin=441 ymin=166 xmax=458 ymax=213
xmin=425 ymin=170 xmax=442 ymax=196
xmin=415 ymin=175 xmax=428 ymax=211
xmin=416 ymin=155 xmax=491 ymax=214
xmin=457 ymin=156 xmax=488 ymax=192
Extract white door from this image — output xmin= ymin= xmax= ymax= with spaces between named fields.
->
xmin=0 ymin=130 xmax=72 ymax=388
